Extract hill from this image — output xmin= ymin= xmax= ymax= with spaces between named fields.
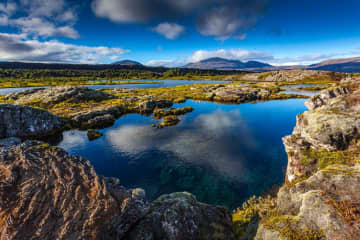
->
xmin=184 ymin=57 xmax=272 ymax=70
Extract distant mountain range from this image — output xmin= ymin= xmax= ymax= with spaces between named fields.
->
xmin=182 ymin=56 xmax=360 ymax=72
xmin=183 ymin=57 xmax=272 ymax=70
xmin=2 ymin=56 xmax=360 ymax=73
xmin=112 ymin=60 xmax=143 ymax=66
xmin=308 ymin=57 xmax=360 ymax=72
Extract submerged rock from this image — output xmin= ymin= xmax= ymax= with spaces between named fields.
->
xmin=0 ymin=141 xmax=147 ymax=240
xmin=127 ymin=192 xmax=235 ymax=240
xmin=0 ymin=104 xmax=63 ymax=139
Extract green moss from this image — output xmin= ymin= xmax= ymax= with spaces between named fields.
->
xmin=87 ymin=129 xmax=103 ymax=141
xmin=302 ymin=149 xmax=355 ymax=170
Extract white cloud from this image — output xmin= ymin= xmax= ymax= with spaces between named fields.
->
xmin=187 ymin=49 xmax=273 ymax=63
xmin=2 ymin=0 xmax=79 ymax=39
xmin=152 ymin=22 xmax=185 ymax=40
xmin=0 ymin=33 xmax=129 ymax=63
xmin=91 ymin=0 xmax=268 ymax=40
xmin=144 ymin=59 xmax=186 ymax=67
xmin=0 ymin=1 xmax=17 ymax=15
xmin=11 ymin=17 xmax=79 ymax=39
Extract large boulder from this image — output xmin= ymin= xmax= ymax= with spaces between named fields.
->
xmin=0 ymin=141 xmax=147 ymax=240
xmin=0 ymin=104 xmax=63 ymax=139
xmin=127 ymin=192 xmax=235 ymax=240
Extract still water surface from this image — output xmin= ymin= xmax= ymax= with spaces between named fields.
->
xmin=58 ymin=98 xmax=307 ymax=209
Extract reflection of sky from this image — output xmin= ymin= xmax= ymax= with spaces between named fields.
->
xmin=106 ymin=109 xmax=257 ymax=179
xmin=57 ymin=99 xmax=308 ymax=207
xmin=58 ymin=130 xmax=88 ymax=150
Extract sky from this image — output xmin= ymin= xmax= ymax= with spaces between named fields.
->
xmin=0 ymin=0 xmax=360 ymax=66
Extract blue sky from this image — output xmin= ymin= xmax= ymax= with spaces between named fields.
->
xmin=0 ymin=0 xmax=360 ymax=66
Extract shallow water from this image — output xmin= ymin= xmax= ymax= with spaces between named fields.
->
xmin=57 ymin=98 xmax=308 ymax=209
xmin=282 ymin=84 xmax=318 ymax=97
xmin=0 ymin=80 xmax=230 ymax=95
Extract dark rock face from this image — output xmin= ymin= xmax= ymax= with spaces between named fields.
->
xmin=0 ymin=141 xmax=147 ymax=240
xmin=0 ymin=104 xmax=63 ymax=139
xmin=127 ymin=192 xmax=235 ymax=240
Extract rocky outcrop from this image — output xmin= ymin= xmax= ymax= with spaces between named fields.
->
xmin=69 ymin=106 xmax=124 ymax=129
xmin=257 ymin=164 xmax=360 ymax=240
xmin=0 ymin=141 xmax=235 ymax=240
xmin=250 ymin=83 xmax=360 ymax=240
xmin=14 ymin=86 xmax=114 ymax=105
xmin=127 ymin=192 xmax=235 ymax=240
xmin=237 ymin=70 xmax=344 ymax=83
xmin=204 ymin=84 xmax=273 ymax=103
xmin=283 ymin=86 xmax=360 ymax=182
xmin=0 ymin=141 xmax=147 ymax=240
xmin=153 ymin=106 xmax=194 ymax=119
xmin=138 ymin=100 xmax=173 ymax=114
xmin=304 ymin=86 xmax=350 ymax=109
xmin=0 ymin=104 xmax=63 ymax=139
xmin=4 ymin=87 xmax=45 ymax=100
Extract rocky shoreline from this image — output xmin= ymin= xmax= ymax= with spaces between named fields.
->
xmin=1 ymin=79 xmax=360 ymax=239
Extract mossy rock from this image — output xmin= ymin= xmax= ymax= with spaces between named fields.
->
xmin=87 ymin=129 xmax=103 ymax=141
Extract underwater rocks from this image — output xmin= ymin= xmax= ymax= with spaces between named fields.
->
xmin=0 ymin=104 xmax=63 ymax=139
xmin=0 ymin=141 xmax=147 ymax=240
xmin=13 ymin=86 xmax=115 ymax=105
xmin=127 ymin=192 xmax=235 ymax=240
xmin=0 ymin=141 xmax=236 ymax=240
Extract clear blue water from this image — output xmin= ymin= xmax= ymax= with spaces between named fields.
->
xmin=57 ymin=98 xmax=308 ymax=209
xmin=0 ymin=80 xmax=231 ymax=95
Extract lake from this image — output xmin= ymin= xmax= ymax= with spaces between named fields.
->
xmin=57 ymin=98 xmax=308 ymax=209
